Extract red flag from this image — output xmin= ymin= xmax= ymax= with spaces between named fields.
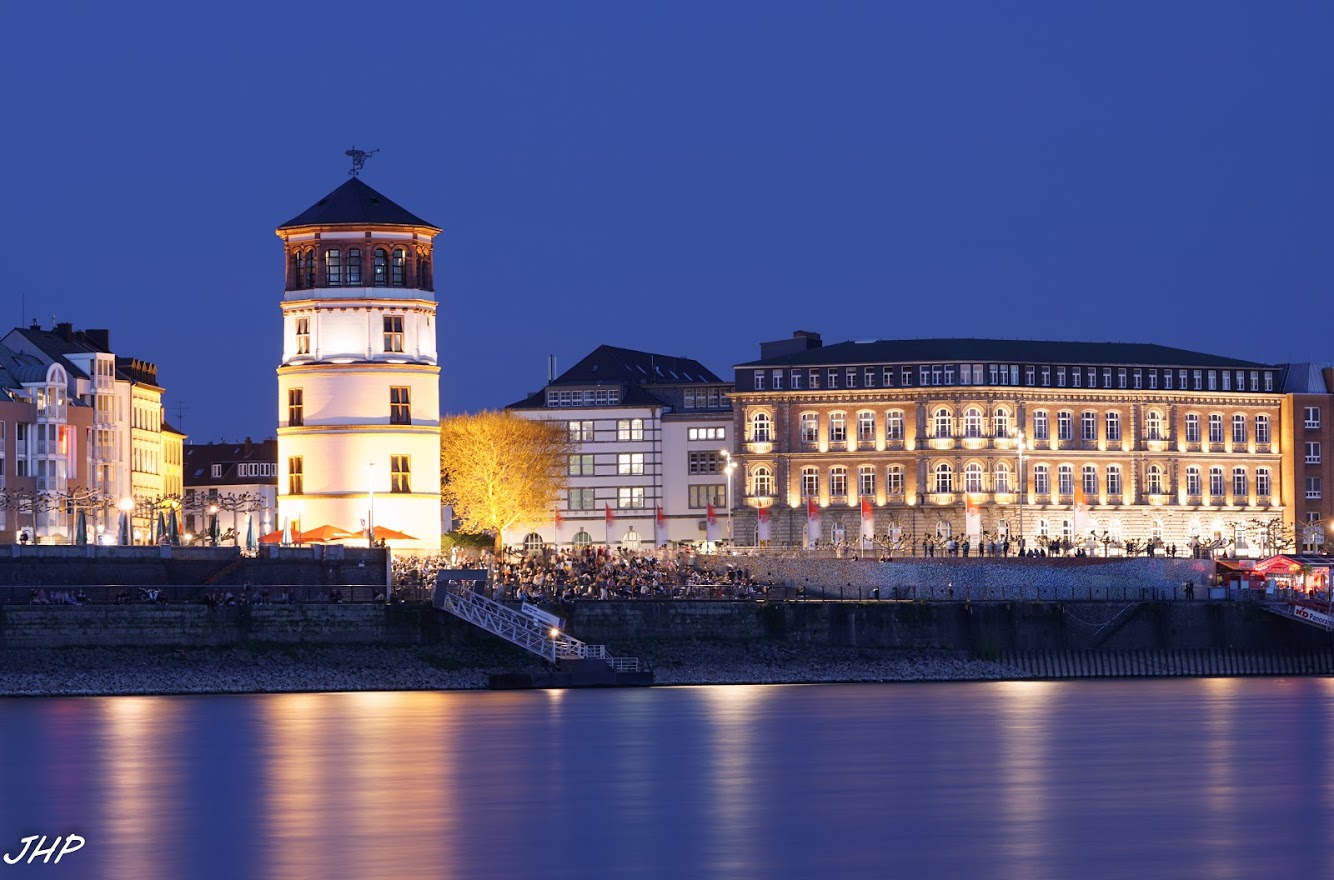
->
xmin=757 ymin=505 xmax=769 ymax=522
xmin=860 ymin=496 xmax=872 ymax=520
xmin=553 ymin=508 xmax=562 ymax=527
xmin=807 ymin=497 xmax=819 ymax=520
xmin=605 ymin=504 xmax=614 ymax=524
xmin=707 ymin=503 xmax=717 ymax=525
xmin=655 ymin=506 xmax=665 ymax=526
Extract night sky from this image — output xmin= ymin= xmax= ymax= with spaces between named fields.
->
xmin=6 ymin=1 xmax=1331 ymax=444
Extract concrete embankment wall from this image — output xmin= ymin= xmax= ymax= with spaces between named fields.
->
xmin=4 ymin=601 xmax=1332 ymax=659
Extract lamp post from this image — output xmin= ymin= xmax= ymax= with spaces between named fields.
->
xmin=720 ymin=449 xmax=736 ymax=544
xmin=1014 ymin=429 xmax=1026 ymax=555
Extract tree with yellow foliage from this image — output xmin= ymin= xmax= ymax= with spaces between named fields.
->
xmin=439 ymin=411 xmax=572 ymax=554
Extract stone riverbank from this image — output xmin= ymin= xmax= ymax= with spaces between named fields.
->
xmin=0 ymin=642 xmax=1026 ymax=697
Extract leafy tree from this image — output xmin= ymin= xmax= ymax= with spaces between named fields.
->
xmin=439 ymin=411 xmax=572 ymax=554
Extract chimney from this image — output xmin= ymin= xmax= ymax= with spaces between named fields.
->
xmin=81 ymin=329 xmax=111 ymax=351
xmin=759 ymin=330 xmax=824 ymax=360
xmin=55 ymin=322 xmax=74 ymax=341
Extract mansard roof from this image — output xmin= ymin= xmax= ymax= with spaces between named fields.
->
xmin=739 ymin=338 xmax=1272 ymax=370
xmin=278 ymin=178 xmax=439 ymax=231
xmin=551 ymin=345 xmax=722 ymax=386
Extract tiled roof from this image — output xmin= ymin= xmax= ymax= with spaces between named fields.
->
xmin=738 ymin=338 xmax=1273 ymax=369
xmin=278 ymin=178 xmax=439 ymax=230
xmin=551 ymin=345 xmax=722 ymax=385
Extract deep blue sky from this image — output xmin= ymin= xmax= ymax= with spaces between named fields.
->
xmin=5 ymin=1 xmax=1331 ymax=444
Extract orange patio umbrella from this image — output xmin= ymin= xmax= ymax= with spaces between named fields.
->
xmin=368 ymin=526 xmax=418 ymax=542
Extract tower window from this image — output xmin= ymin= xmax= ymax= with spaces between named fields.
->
xmin=288 ymin=388 xmax=304 ymax=427
xmin=391 ymin=455 xmax=411 ymax=493
xmin=392 ymin=248 xmax=407 ymax=286
xmin=390 ymin=386 xmax=411 ymax=424
xmin=288 ymin=456 xmax=303 ymax=495
xmin=302 ymin=250 xmax=315 ymax=288
xmin=383 ymin=315 xmax=405 ymax=353
xmin=295 ymin=317 xmax=310 ymax=355
xmin=324 ymin=249 xmax=341 ymax=286
xmin=418 ymin=256 xmax=431 ymax=289
xmin=347 ymin=248 xmax=362 ymax=285
xmin=373 ymin=248 xmax=388 ymax=286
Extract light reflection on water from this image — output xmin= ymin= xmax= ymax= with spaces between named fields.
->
xmin=1 ymin=679 xmax=1333 ymax=879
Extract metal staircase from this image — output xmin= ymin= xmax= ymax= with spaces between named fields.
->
xmin=433 ymin=577 xmax=640 ymax=672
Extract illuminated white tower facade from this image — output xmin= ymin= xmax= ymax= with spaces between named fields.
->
xmin=275 ymin=176 xmax=442 ymax=551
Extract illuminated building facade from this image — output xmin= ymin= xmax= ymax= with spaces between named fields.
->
xmin=506 ymin=346 xmax=733 ymax=549
xmin=1281 ymin=364 xmax=1334 ymax=553
xmin=275 ymin=178 xmax=442 ymax=551
xmin=729 ymin=332 xmax=1293 ymax=556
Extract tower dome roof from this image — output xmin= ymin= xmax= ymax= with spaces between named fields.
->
xmin=278 ymin=178 xmax=439 ymax=231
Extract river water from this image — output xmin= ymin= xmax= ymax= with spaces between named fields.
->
xmin=1 ymin=678 xmax=1331 ymax=879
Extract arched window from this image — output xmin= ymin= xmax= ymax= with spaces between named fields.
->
xmin=936 ymin=520 xmax=952 ymax=539
xmin=993 ymin=407 xmax=1011 ymax=438
xmin=1232 ymin=467 xmax=1247 ymax=496
xmin=392 ymin=248 xmax=407 ymax=286
xmin=857 ymin=411 xmax=876 ymax=442
xmin=1256 ymin=468 xmax=1271 ymax=497
xmin=800 ymin=412 xmax=819 ymax=444
xmin=1186 ymin=466 xmax=1201 ymax=496
xmin=1033 ymin=464 xmax=1050 ymax=495
xmin=857 ymin=465 xmax=876 ymax=496
xmin=964 ymin=408 xmax=983 ymax=438
xmin=751 ymin=466 xmax=773 ymax=497
xmin=1106 ymin=465 xmax=1122 ymax=496
xmin=885 ymin=465 xmax=904 ymax=496
xmin=621 ymin=528 xmax=641 ymax=550
xmin=1185 ymin=413 xmax=1201 ymax=443
xmin=522 ymin=532 xmax=544 ymax=555
xmin=829 ymin=467 xmax=848 ymax=497
xmin=1082 ymin=464 xmax=1097 ymax=495
xmin=828 ymin=412 xmax=847 ymax=443
xmin=750 ymin=412 xmax=772 ymax=443
xmin=1209 ymin=466 xmax=1224 ymax=497
xmin=417 ymin=257 xmax=430 ymax=289
xmin=373 ymin=248 xmax=389 ymax=286
xmin=572 ymin=530 xmax=592 ymax=547
xmin=347 ymin=248 xmax=362 ymax=285
xmin=800 ymin=467 xmax=819 ymax=498
xmin=290 ymin=252 xmax=301 ymax=288
xmin=1057 ymin=464 xmax=1073 ymax=495
xmin=965 ymin=462 xmax=984 ymax=493
xmin=302 ymin=250 xmax=315 ymax=288
xmin=934 ymin=462 xmax=953 ymax=494
xmin=324 ymin=249 xmax=342 ymax=286
xmin=1105 ymin=411 xmax=1122 ymax=442
xmin=933 ymin=408 xmax=953 ymax=438
xmin=1146 ymin=411 xmax=1164 ymax=441
xmin=1147 ymin=464 xmax=1164 ymax=495
xmin=994 ymin=462 xmax=1012 ymax=494
xmin=1255 ymin=414 xmax=1270 ymax=444
xmin=1232 ymin=414 xmax=1247 ymax=445
xmin=1208 ymin=414 xmax=1223 ymax=444
xmin=885 ymin=410 xmax=905 ymax=441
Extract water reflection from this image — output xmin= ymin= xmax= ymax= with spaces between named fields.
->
xmin=996 ymin=680 xmax=1057 ymax=879
xmin=98 ymin=697 xmax=186 ymax=880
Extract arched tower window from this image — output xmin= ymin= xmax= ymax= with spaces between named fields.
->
xmin=290 ymin=252 xmax=301 ymax=289
xmin=392 ymin=248 xmax=407 ymax=286
xmin=374 ymin=248 xmax=389 ymax=286
xmin=324 ymin=249 xmax=341 ymax=286
xmin=347 ymin=248 xmax=362 ymax=285
xmin=302 ymin=250 xmax=315 ymax=289
xmin=751 ymin=466 xmax=773 ymax=497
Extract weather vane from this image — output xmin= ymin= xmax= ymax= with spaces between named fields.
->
xmin=346 ymin=146 xmax=380 ymax=177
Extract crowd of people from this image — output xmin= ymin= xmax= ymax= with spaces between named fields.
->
xmin=484 ymin=546 xmax=773 ymax=601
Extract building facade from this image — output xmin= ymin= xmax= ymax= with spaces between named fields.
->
xmin=729 ymin=332 xmax=1290 ymax=557
xmin=183 ymin=437 xmax=278 ymax=544
xmin=275 ymin=177 xmax=443 ymax=552
xmin=506 ymin=346 xmax=733 ymax=550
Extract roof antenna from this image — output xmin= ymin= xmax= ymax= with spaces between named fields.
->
xmin=346 ymin=146 xmax=380 ymax=178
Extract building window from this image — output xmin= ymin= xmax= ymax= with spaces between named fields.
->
xmin=346 ymin=248 xmax=361 ymax=285
xmin=772 ymin=370 xmax=783 ymax=390
xmin=801 ymin=467 xmax=819 ymax=498
xmin=1146 ymin=411 xmax=1164 ymax=441
xmin=791 ymin=370 xmax=802 ymax=390
xmin=858 ymin=466 xmax=876 ymax=496
xmin=1057 ymin=464 xmax=1073 ymax=496
xmin=964 ymin=462 xmax=983 ymax=493
xmin=1186 ymin=467 xmax=1201 ymax=496
xmin=829 ymin=467 xmax=848 ymax=498
xmin=1231 ymin=414 xmax=1246 ymax=445
xmin=287 ymin=388 xmax=304 ymax=426
xmin=1256 ymin=468 xmax=1271 ymax=497
xmin=295 ymin=317 xmax=310 ymax=355
xmin=1106 ymin=466 xmax=1122 ymax=496
xmin=688 ymin=452 xmax=719 ymax=474
xmin=1209 ymin=467 xmax=1224 ymax=497
xmin=687 ymin=427 xmax=725 ymax=441
xmin=324 ymin=249 xmax=341 ymax=286
xmin=752 ymin=467 xmax=773 ymax=497
xmin=1081 ymin=411 xmax=1097 ymax=442
xmin=288 ymin=456 xmax=303 ymax=495
xmin=568 ymin=454 xmax=594 ymax=476
xmin=751 ymin=413 xmax=773 ymax=443
xmin=1033 ymin=464 xmax=1049 ymax=496
xmin=617 ymin=453 xmax=645 ymax=475
xmin=857 ymin=411 xmax=876 ymax=442
xmin=1147 ymin=465 xmax=1164 ymax=496
xmin=1306 ymin=442 xmax=1322 ymax=464
xmin=933 ymin=408 xmax=953 ymax=438
xmin=390 ymin=386 xmax=411 ymax=425
xmin=1232 ymin=467 xmax=1247 ymax=496
xmin=1305 ymin=407 xmax=1321 ymax=429
xmin=391 ymin=248 xmax=406 ymax=286
xmin=994 ymin=408 xmax=1011 ymax=438
xmin=390 ymin=455 xmax=410 ymax=492
xmin=373 ymin=248 xmax=389 ymax=286
xmin=1033 ymin=411 xmax=1049 ymax=441
xmin=1306 ymin=477 xmax=1322 ymax=500
xmin=1208 ymin=414 xmax=1223 ymax=444
xmin=933 ymin=463 xmax=953 ymax=494
xmin=994 ymin=462 xmax=1012 ymax=494
xmin=617 ymin=419 xmax=645 ymax=441
xmin=1105 ymin=412 xmax=1121 ymax=442
xmin=800 ymin=413 xmax=819 ymax=444
xmin=964 ymin=408 xmax=983 ymax=439
xmin=688 ymin=485 xmax=724 ymax=508
xmin=885 ymin=410 xmax=905 ymax=441
xmin=1082 ymin=465 xmax=1097 ymax=495
xmin=383 ymin=315 xmax=405 ymax=352
xmin=754 ymin=372 xmax=766 ymax=391
xmin=211 ymin=463 xmax=222 ymax=479
xmin=1057 ymin=411 xmax=1073 ymax=441
xmin=885 ymin=466 xmax=904 ymax=495
xmin=1185 ymin=414 xmax=1200 ymax=443
xmin=864 ymin=368 xmax=875 ymax=387
xmin=846 ymin=368 xmax=857 ymax=388
xmin=568 ymin=420 xmax=594 ymax=442
xmin=617 ymin=487 xmax=647 ymax=509
xmin=568 ymin=488 xmax=595 ymax=510
xmin=828 ymin=412 xmax=847 ymax=444
xmin=1255 ymin=415 xmax=1270 ymax=444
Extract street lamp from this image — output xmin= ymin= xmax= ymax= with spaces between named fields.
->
xmin=1014 ymin=429 xmax=1026 ymax=554
xmin=720 ymin=449 xmax=736 ymax=544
